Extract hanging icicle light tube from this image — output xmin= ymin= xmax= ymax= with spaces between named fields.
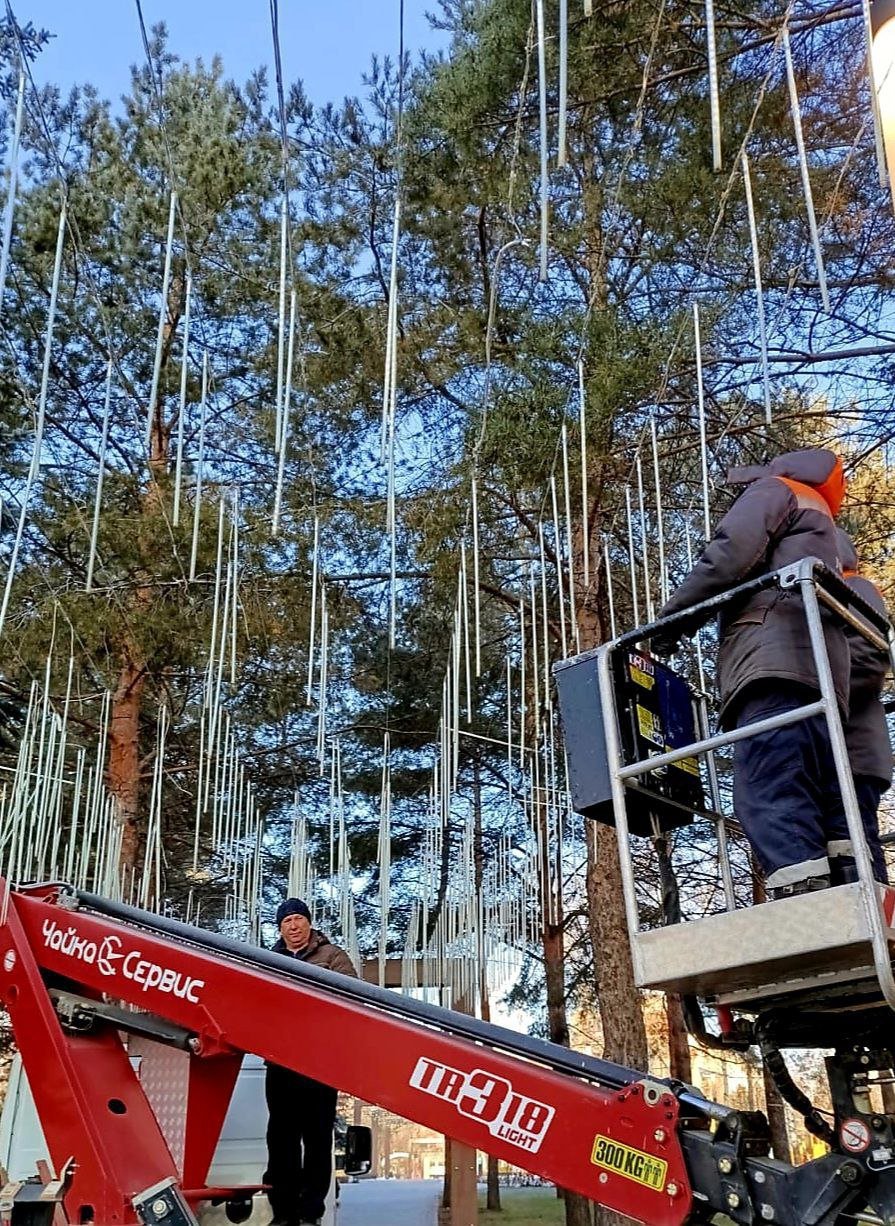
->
xmin=871 ymin=0 xmax=895 ymax=197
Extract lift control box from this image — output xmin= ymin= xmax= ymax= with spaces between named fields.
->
xmin=554 ymin=646 xmax=702 ymax=835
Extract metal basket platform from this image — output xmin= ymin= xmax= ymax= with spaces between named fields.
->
xmin=552 ymin=559 xmax=895 ymax=1024
xmin=633 ymin=882 xmax=895 ymax=1009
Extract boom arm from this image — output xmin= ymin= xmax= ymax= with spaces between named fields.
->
xmin=0 ymin=883 xmax=879 ymax=1226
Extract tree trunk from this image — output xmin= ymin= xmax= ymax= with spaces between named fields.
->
xmin=106 ymin=273 xmax=183 ymax=880
xmin=585 ymin=820 xmax=649 ymax=1226
xmin=109 ymin=402 xmax=173 ymax=877
xmin=107 ymin=647 xmax=147 ymax=872
xmin=485 ymin=1155 xmax=500 ymax=1214
xmin=763 ymin=1065 xmax=792 ymax=1163
xmin=665 ymin=993 xmax=693 ymax=1083
xmin=573 ymin=514 xmax=649 ymax=1226
xmin=585 ymin=822 xmax=649 ymax=1071
xmin=537 ymin=782 xmax=570 ymax=1048
xmin=543 ymin=922 xmax=571 ymax=1048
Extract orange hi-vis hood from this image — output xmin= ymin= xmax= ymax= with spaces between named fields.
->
xmin=814 ymin=456 xmax=846 ymax=516
xmin=728 ymin=449 xmax=846 ymax=516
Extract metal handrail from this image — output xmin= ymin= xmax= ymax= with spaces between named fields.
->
xmin=617 ymin=700 xmax=825 ymax=781
xmin=794 ymin=561 xmax=895 ymax=1014
xmin=610 ymin=555 xmax=890 ymax=653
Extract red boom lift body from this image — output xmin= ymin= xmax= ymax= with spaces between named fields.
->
xmin=0 ymin=881 xmax=889 ymax=1226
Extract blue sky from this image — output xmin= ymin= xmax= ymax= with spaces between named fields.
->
xmin=20 ymin=2 xmax=447 ymax=107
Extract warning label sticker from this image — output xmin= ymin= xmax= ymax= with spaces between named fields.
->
xmin=627 ymin=652 xmax=655 ymax=678
xmin=590 ymin=1135 xmax=668 ymax=1192
xmin=673 ymin=754 xmax=700 ymax=777
xmin=636 ymin=705 xmax=663 ymax=747
xmin=629 ymin=665 xmax=655 ymax=691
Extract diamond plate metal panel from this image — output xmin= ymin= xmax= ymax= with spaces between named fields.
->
xmin=131 ymin=1036 xmax=189 ymax=1174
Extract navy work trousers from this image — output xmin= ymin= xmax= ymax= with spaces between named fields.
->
xmin=732 ymin=689 xmax=887 ymax=890
xmin=264 ymin=1062 xmax=337 ymax=1225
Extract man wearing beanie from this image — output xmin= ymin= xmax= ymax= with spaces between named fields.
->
xmin=264 ymin=897 xmax=357 ymax=1226
xmin=657 ymin=448 xmax=850 ymax=898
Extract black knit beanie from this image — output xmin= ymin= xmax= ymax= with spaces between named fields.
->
xmin=276 ymin=897 xmax=312 ymax=927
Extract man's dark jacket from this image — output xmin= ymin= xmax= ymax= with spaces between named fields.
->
xmin=272 ymin=930 xmax=358 ymax=977
xmin=837 ymin=530 xmax=892 ymax=786
xmin=659 ymin=448 xmax=849 ymax=726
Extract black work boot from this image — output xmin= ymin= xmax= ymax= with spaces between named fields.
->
xmin=769 ymin=874 xmax=831 ymax=900
xmin=830 ymin=857 xmax=859 ymax=886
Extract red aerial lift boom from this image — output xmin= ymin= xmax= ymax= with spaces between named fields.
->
xmin=0 ymin=880 xmax=889 ymax=1226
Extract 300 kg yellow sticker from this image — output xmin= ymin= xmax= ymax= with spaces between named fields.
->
xmin=590 ymin=1135 xmax=668 ymax=1191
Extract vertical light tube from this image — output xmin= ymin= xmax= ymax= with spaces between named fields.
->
xmin=86 ymin=359 xmax=113 ymax=592
xmin=705 ymin=0 xmax=722 ymax=171
xmin=603 ymin=536 xmax=617 ymax=638
xmin=741 ymin=151 xmax=772 ymax=424
xmin=145 ymin=190 xmax=178 ymax=453
xmin=274 ymin=196 xmax=288 ymax=453
xmin=561 ymin=424 xmax=579 ymax=651
xmin=272 ymin=288 xmax=297 ymax=534
xmin=635 ymin=452 xmax=652 ymax=621
xmin=550 ymin=475 xmax=568 ymax=657
xmin=693 ymin=302 xmax=711 ymax=541
xmin=866 ymin=0 xmax=890 ymax=186
xmin=0 ymin=68 xmax=25 ymax=319
xmin=650 ymin=413 xmax=668 ymax=605
xmin=471 ymin=473 xmax=482 ymax=676
xmin=558 ymin=0 xmax=569 ymax=168
xmin=578 ymin=360 xmax=589 ymax=588
xmin=536 ymin=0 xmax=549 ymax=280
xmin=624 ymin=485 xmax=640 ymax=625
xmin=188 ymin=353 xmax=209 ymax=582
xmin=306 ymin=513 xmax=319 ymax=706
xmin=173 ymin=274 xmax=192 ymax=527
xmin=782 ymin=31 xmax=829 ymax=312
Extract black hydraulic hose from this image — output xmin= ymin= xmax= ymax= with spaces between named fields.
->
xmin=756 ymin=1022 xmax=835 ymax=1146
xmin=47 ymin=886 xmax=734 ymax=1120
xmin=654 ymin=833 xmax=681 ymax=926
xmin=680 ymin=995 xmax=741 ymax=1054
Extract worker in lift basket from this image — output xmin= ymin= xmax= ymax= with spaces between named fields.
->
xmin=265 ymin=897 xmax=357 ymax=1226
xmin=830 ymin=528 xmax=892 ymax=885
xmin=655 ymin=448 xmax=849 ymax=900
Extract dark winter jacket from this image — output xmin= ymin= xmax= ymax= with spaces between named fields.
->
xmin=659 ymin=449 xmax=849 ymax=726
xmin=836 ymin=530 xmax=892 ymax=785
xmin=272 ymin=930 xmax=358 ymax=978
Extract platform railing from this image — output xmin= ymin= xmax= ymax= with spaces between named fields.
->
xmin=591 ymin=556 xmax=895 ymax=1011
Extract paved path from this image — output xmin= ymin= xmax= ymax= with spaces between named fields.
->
xmin=339 ymin=1178 xmax=439 ymax=1226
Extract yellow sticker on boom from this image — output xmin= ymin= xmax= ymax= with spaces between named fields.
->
xmin=590 ymin=1134 xmax=668 ymax=1192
